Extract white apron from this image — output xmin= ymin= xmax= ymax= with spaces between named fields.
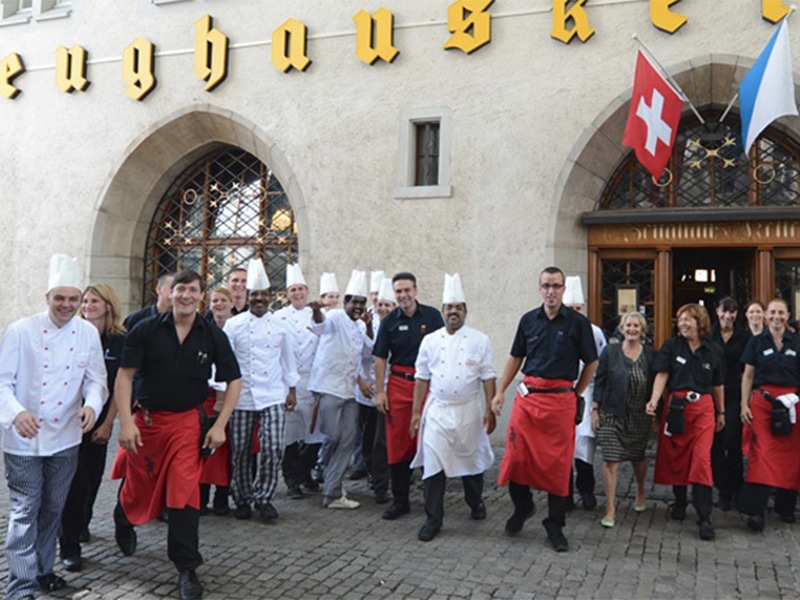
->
xmin=574 ymin=380 xmax=596 ymax=464
xmin=283 ymin=378 xmax=326 ymax=446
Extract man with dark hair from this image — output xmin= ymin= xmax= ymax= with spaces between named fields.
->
xmin=111 ymin=269 xmax=242 ymax=600
xmin=491 ymin=266 xmax=599 ymax=552
xmin=374 ymin=272 xmax=444 ymax=520
xmin=123 ymin=272 xmax=175 ymax=332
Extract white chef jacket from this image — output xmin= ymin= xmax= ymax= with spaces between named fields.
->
xmin=274 ymin=305 xmax=319 ymax=377
xmin=410 ymin=325 xmax=495 ymax=478
xmin=307 ymin=309 xmax=373 ymax=400
xmin=223 ymin=311 xmax=300 ymax=411
xmin=0 ymin=312 xmax=108 ymax=456
xmin=355 ymin=311 xmax=381 ymax=407
xmin=574 ymin=322 xmax=608 ymax=463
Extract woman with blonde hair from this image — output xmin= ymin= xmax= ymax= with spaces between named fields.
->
xmin=59 ymin=283 xmax=127 ymax=572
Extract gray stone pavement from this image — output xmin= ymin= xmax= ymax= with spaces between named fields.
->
xmin=2 ymin=437 xmax=800 ymax=600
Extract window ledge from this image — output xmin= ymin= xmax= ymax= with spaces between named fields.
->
xmin=36 ymin=7 xmax=70 ymax=20
xmin=394 ymin=184 xmax=452 ymax=200
xmin=0 ymin=13 xmax=31 ymax=26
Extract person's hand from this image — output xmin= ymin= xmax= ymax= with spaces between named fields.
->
xmin=13 ymin=411 xmax=39 ymax=439
xmin=79 ymin=407 xmax=96 ymax=433
xmin=490 ymin=393 xmax=504 ymax=416
xmin=591 ymin=409 xmax=600 ymax=432
xmin=645 ymin=399 xmax=658 ymax=417
xmin=203 ymin=422 xmax=226 ymax=452
xmin=484 ymin=410 xmax=496 ymax=435
xmin=358 ymin=379 xmax=374 ymax=399
xmin=119 ymin=420 xmax=143 ymax=455
xmin=285 ymin=389 xmax=297 ymax=412
xmin=715 ymin=413 xmax=726 ymax=433
xmin=91 ymin=419 xmax=113 ymax=444
xmin=741 ymin=403 xmax=753 ymax=426
xmin=376 ymin=391 xmax=389 ymax=414
xmin=409 ymin=413 xmax=421 ymax=438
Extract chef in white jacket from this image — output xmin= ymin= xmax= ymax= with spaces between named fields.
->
xmin=409 ymin=273 xmax=496 ymax=542
xmin=0 ymin=254 xmax=107 ymax=599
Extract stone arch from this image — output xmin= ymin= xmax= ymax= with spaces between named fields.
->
xmin=547 ymin=54 xmax=800 ymax=280
xmin=85 ymin=105 xmax=307 ymax=312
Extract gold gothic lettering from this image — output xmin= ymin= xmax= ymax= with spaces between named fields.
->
xmin=122 ymin=38 xmax=156 ymax=101
xmin=551 ymin=0 xmax=595 ymax=44
xmin=762 ymin=0 xmax=791 ymax=23
xmin=0 ymin=53 xmax=25 ymax=100
xmin=443 ymin=0 xmax=493 ymax=54
xmin=353 ymin=8 xmax=399 ymax=65
xmin=650 ymin=0 xmax=687 ymax=34
xmin=272 ymin=18 xmax=311 ymax=73
xmin=596 ymin=221 xmax=800 ymax=246
xmin=194 ymin=14 xmax=229 ymax=92
xmin=55 ymin=45 xmax=89 ymax=94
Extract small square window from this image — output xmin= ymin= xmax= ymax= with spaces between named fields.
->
xmin=394 ymin=108 xmax=452 ymax=199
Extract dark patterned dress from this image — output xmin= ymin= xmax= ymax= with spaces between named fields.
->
xmin=598 ymin=353 xmax=651 ymax=462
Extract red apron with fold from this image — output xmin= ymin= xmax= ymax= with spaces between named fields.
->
xmin=110 ymin=409 xmax=202 ymax=525
xmin=498 ymin=377 xmax=576 ymax=497
xmin=199 ymin=390 xmax=231 ymax=487
xmin=654 ymin=390 xmax=714 ymax=486
xmin=385 ymin=366 xmax=421 ymax=465
xmin=743 ymin=384 xmax=800 ymax=489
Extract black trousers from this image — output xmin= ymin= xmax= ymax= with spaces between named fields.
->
xmin=115 ymin=502 xmax=202 ymax=572
xmin=673 ymin=484 xmax=713 ymax=520
xmin=739 ymin=482 xmax=798 ymax=517
xmin=569 ymin=459 xmax=596 ymax=498
xmin=199 ymin=484 xmax=229 ymax=508
xmin=711 ymin=395 xmax=744 ymax=497
xmin=59 ymin=435 xmax=109 ymax=558
xmin=423 ymin=471 xmax=483 ymax=528
xmin=358 ymin=404 xmax=389 ymax=494
xmin=282 ymin=441 xmax=322 ymax=488
xmin=508 ymin=480 xmax=572 ymax=527
xmin=390 ymin=460 xmax=413 ymax=505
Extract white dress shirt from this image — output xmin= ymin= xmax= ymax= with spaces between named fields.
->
xmin=308 ymin=309 xmax=373 ymax=399
xmin=0 ymin=312 xmax=108 ymax=456
xmin=224 ymin=311 xmax=300 ymax=411
xmin=355 ymin=311 xmax=381 ymax=407
xmin=574 ymin=323 xmax=608 ymax=462
xmin=274 ymin=305 xmax=319 ymax=377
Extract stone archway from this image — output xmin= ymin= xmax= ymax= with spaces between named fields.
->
xmin=85 ymin=105 xmax=307 ymax=313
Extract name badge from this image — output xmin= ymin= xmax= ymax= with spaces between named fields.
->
xmin=787 ymin=349 xmax=797 ymax=357
xmin=399 ymin=324 xmax=409 ymax=331
xmin=763 ymin=348 xmax=774 ymax=356
xmin=676 ymin=356 xmax=687 ymax=365
xmin=702 ymin=362 xmax=711 ymax=370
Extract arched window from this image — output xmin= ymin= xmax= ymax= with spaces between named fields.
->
xmin=143 ymin=146 xmax=297 ymax=305
xmin=600 ymin=112 xmax=800 ymax=210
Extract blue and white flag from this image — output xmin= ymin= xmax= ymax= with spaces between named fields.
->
xmin=740 ymin=20 xmax=798 ymax=155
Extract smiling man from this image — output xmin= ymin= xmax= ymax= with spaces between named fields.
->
xmin=0 ymin=254 xmax=107 ymax=600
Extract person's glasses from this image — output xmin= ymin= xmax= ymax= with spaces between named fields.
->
xmin=540 ymin=283 xmax=564 ymax=290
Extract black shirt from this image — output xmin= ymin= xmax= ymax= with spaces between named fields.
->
xmin=510 ymin=304 xmax=598 ymax=380
xmin=372 ymin=302 xmax=444 ymax=367
xmin=120 ymin=311 xmax=241 ymax=412
xmin=711 ymin=324 xmax=750 ymax=393
xmin=653 ymin=336 xmax=724 ymax=393
xmin=123 ymin=305 xmax=158 ymax=333
xmin=84 ymin=331 xmax=126 ymax=437
xmin=741 ymin=329 xmax=800 ymax=387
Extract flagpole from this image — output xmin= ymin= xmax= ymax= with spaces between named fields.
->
xmin=632 ymin=34 xmax=705 ymax=124
xmin=720 ymin=4 xmax=797 ymax=123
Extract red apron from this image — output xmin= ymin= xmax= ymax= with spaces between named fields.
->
xmin=654 ymin=390 xmax=714 ymax=486
xmin=199 ymin=390 xmax=231 ymax=487
xmin=498 ymin=377 xmax=576 ymax=497
xmin=385 ymin=366 xmax=421 ymax=465
xmin=110 ymin=409 xmax=202 ymax=525
xmin=743 ymin=384 xmax=800 ymax=490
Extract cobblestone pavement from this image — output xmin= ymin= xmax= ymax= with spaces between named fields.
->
xmin=2 ymin=438 xmax=800 ymax=599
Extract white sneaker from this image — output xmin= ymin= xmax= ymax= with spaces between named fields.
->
xmin=327 ymin=495 xmax=360 ymax=509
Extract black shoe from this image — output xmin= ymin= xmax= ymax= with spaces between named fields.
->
xmin=471 ymin=501 xmax=487 ymax=521
xmin=234 ymin=503 xmax=252 ymax=520
xmin=718 ymin=491 xmax=733 ymax=512
xmin=374 ymin=489 xmax=391 ymax=504
xmin=746 ymin=514 xmax=765 ymax=532
xmin=199 ymin=505 xmax=210 ymax=516
xmin=382 ymin=502 xmax=410 ymax=520
xmin=78 ymin=529 xmax=90 ymax=544
xmin=213 ymin=503 xmax=230 ymax=516
xmin=669 ymin=503 xmax=687 ymax=521
xmin=348 ymin=468 xmax=368 ymax=481
xmin=287 ymin=485 xmax=304 ymax=499
xmin=38 ymin=573 xmax=67 ymax=592
xmin=63 ymin=555 xmax=82 ymax=572
xmin=544 ymin=521 xmax=569 ymax=552
xmin=257 ymin=502 xmax=279 ymax=522
xmin=581 ymin=494 xmax=597 ymax=510
xmin=504 ymin=505 xmax=536 ymax=535
xmin=115 ymin=524 xmax=137 ymax=556
xmin=302 ymin=480 xmax=320 ymax=493
xmin=778 ymin=512 xmax=796 ymax=524
xmin=698 ymin=519 xmax=715 ymax=540
xmin=418 ymin=521 xmax=440 ymax=542
xmin=178 ymin=569 xmax=204 ymax=600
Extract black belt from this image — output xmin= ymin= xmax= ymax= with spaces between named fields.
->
xmin=528 ymin=387 xmax=574 ymax=394
xmin=391 ymin=370 xmax=415 ymax=381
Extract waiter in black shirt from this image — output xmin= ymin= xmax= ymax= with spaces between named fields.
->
xmin=374 ymin=272 xmax=444 ymax=521
xmin=110 ymin=270 xmax=241 ymax=600
xmin=491 ymin=267 xmax=598 ymax=552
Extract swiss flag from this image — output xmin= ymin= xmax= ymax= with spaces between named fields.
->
xmin=622 ymin=51 xmax=683 ymax=181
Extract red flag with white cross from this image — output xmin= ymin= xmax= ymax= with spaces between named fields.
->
xmin=622 ymin=50 xmax=683 ymax=181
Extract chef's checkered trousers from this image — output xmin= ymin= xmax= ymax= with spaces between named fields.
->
xmin=229 ymin=406 xmax=285 ymax=506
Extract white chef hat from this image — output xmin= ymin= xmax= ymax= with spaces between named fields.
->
xmin=48 ymin=254 xmax=82 ymax=292
xmin=377 ymin=278 xmax=395 ymax=303
xmin=319 ymin=272 xmax=339 ymax=296
xmin=442 ymin=273 xmax=467 ymax=304
xmin=285 ymin=263 xmax=307 ymax=288
xmin=246 ymin=258 xmax=270 ymax=290
xmin=345 ymin=269 xmax=368 ymax=298
xmin=369 ymin=270 xmax=385 ymax=294
xmin=563 ymin=275 xmax=585 ymax=305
